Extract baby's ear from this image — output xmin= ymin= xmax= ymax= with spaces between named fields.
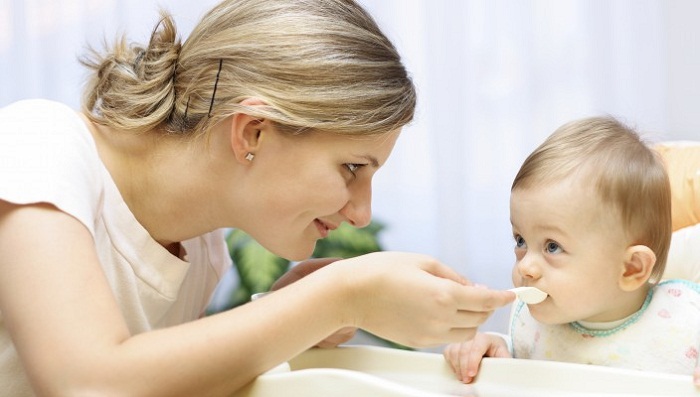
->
xmin=619 ymin=245 xmax=656 ymax=291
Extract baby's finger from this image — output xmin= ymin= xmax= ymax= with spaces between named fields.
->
xmin=442 ymin=344 xmax=462 ymax=381
xmin=464 ymin=344 xmax=486 ymax=383
xmin=458 ymin=344 xmax=472 ymax=383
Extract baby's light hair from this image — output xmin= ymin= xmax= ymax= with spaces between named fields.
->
xmin=512 ymin=117 xmax=672 ymax=282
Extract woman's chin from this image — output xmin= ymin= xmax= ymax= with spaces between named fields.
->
xmin=275 ymin=243 xmax=316 ymax=262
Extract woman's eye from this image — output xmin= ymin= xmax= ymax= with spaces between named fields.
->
xmin=545 ymin=241 xmax=562 ymax=254
xmin=514 ymin=235 xmax=526 ymax=248
xmin=344 ymin=163 xmax=364 ymax=176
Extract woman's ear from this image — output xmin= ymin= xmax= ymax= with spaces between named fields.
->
xmin=229 ymin=98 xmax=267 ymax=164
xmin=619 ymin=245 xmax=656 ymax=291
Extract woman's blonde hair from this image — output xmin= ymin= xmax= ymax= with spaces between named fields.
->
xmin=81 ymin=0 xmax=416 ymax=138
xmin=512 ymin=117 xmax=672 ymax=282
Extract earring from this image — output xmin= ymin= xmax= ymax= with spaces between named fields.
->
xmin=245 ymin=152 xmax=255 ymax=161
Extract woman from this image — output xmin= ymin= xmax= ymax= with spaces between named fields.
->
xmin=0 ymin=0 xmax=514 ymax=395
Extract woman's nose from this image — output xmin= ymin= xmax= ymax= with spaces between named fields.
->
xmin=517 ymin=253 xmax=542 ymax=280
xmin=340 ymin=184 xmax=372 ymax=228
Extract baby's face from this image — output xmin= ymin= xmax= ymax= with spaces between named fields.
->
xmin=509 ymin=178 xmax=632 ymax=325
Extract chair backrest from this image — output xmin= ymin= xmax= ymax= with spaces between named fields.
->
xmin=655 ymin=141 xmax=700 ymax=282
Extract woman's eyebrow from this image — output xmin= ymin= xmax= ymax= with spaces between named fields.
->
xmin=360 ymin=155 xmax=379 ymax=168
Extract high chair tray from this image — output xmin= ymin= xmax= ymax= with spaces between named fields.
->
xmin=233 ymin=345 xmax=697 ymax=397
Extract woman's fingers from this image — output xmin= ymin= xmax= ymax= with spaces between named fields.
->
xmin=418 ymin=257 xmax=473 ymax=286
xmin=315 ymin=327 xmax=357 ymax=348
xmin=325 ymin=252 xmax=515 ymax=348
xmin=453 ymin=282 xmax=516 ymax=313
xmin=453 ymin=309 xmax=494 ymax=329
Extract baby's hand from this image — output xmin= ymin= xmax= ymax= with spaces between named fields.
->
xmin=443 ymin=332 xmax=511 ymax=384
xmin=694 ymin=366 xmax=700 ymax=388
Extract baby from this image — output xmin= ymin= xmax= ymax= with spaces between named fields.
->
xmin=444 ymin=116 xmax=700 ymax=384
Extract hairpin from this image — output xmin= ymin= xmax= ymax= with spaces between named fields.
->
xmin=208 ymin=59 xmax=223 ymax=117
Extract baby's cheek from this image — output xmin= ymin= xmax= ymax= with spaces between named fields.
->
xmin=511 ymin=265 xmax=521 ymax=284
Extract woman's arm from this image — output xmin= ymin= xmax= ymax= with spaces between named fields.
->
xmin=0 ymin=201 xmax=513 ymax=396
xmin=0 ymin=202 xmax=352 ymax=396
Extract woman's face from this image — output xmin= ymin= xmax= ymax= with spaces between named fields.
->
xmin=239 ymin=127 xmax=401 ymax=261
xmin=509 ymin=177 xmax=632 ymax=324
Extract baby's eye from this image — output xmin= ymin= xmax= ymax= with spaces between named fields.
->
xmin=545 ymin=241 xmax=562 ymax=254
xmin=514 ymin=235 xmax=526 ymax=248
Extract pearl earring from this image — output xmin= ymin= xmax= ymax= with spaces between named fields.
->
xmin=245 ymin=152 xmax=255 ymax=161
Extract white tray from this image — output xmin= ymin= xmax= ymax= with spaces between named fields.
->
xmin=233 ymin=345 xmax=698 ymax=397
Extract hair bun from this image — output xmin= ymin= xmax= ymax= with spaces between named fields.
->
xmin=81 ymin=11 xmax=182 ymax=132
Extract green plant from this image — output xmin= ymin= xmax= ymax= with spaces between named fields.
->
xmin=225 ymin=221 xmax=384 ymax=309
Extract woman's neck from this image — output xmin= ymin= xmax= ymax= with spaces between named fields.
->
xmin=81 ymin=116 xmax=217 ymax=246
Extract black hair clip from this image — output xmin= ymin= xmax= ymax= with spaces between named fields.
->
xmin=181 ymin=59 xmax=222 ymax=123
xmin=208 ymin=59 xmax=223 ymax=117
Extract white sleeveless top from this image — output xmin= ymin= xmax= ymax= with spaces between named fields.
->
xmin=0 ymin=99 xmax=231 ymax=396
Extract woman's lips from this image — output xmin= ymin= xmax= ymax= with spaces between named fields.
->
xmin=314 ymin=219 xmax=330 ymax=238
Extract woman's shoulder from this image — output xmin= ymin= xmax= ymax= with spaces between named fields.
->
xmin=0 ymin=98 xmax=105 ymax=236
xmin=0 ymin=99 xmax=93 ymax=143
xmin=1 ymin=98 xmax=78 ymax=119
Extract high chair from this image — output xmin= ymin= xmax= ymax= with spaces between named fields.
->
xmin=657 ymin=141 xmax=700 ymax=282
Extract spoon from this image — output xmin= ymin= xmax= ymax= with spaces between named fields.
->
xmin=509 ymin=287 xmax=548 ymax=304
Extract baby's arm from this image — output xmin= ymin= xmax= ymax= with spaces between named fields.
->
xmin=443 ymin=332 xmax=511 ymax=384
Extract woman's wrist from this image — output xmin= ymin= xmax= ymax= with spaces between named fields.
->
xmin=313 ymin=257 xmax=367 ymax=330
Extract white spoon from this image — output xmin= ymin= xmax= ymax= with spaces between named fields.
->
xmin=509 ymin=287 xmax=548 ymax=304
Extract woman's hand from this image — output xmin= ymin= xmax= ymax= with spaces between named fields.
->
xmin=332 ymin=251 xmax=515 ymax=348
xmin=443 ymin=332 xmax=511 ymax=383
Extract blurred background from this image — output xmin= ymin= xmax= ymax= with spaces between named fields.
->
xmin=2 ymin=0 xmax=699 ymax=340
